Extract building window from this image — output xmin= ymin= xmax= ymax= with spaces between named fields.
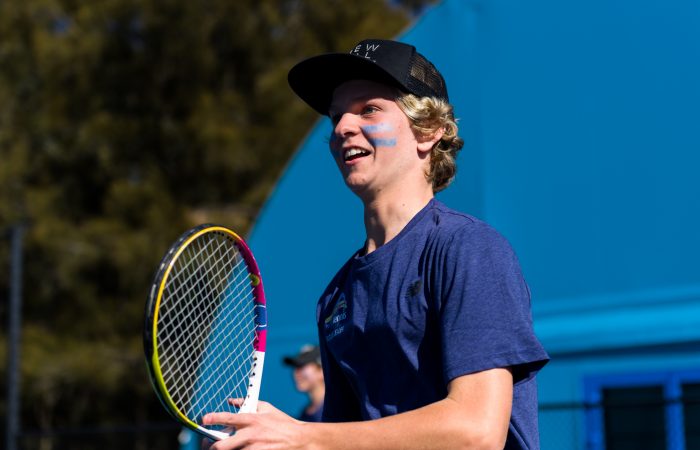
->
xmin=602 ymin=386 xmax=666 ymax=449
xmin=585 ymin=369 xmax=700 ymax=450
xmin=683 ymin=383 xmax=700 ymax=449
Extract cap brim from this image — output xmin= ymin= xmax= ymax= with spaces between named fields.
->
xmin=288 ymin=53 xmax=405 ymax=116
xmin=283 ymin=356 xmax=300 ymax=367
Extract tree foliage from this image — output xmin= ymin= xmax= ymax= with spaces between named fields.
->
xmin=0 ymin=0 xmax=435 ymax=447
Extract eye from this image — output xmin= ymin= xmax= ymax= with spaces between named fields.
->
xmin=361 ymin=105 xmax=379 ymax=116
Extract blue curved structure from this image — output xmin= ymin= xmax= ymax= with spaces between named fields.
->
xmin=233 ymin=1 xmax=700 ymax=448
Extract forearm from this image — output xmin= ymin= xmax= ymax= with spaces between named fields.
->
xmin=304 ymin=397 xmax=506 ymax=450
xmin=204 ymin=369 xmax=512 ymax=450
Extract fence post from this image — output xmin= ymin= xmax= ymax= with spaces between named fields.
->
xmin=6 ymin=223 xmax=24 ymax=450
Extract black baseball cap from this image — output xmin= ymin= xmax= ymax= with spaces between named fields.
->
xmin=288 ymin=39 xmax=449 ymax=116
xmin=282 ymin=344 xmax=321 ymax=368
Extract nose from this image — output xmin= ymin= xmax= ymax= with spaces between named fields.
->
xmin=332 ymin=112 xmax=360 ymax=142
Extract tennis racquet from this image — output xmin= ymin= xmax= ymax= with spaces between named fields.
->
xmin=143 ymin=224 xmax=267 ymax=441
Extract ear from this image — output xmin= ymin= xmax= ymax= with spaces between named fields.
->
xmin=416 ymin=127 xmax=445 ymax=154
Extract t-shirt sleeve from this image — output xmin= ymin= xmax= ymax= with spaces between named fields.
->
xmin=434 ymin=222 xmax=549 ymax=385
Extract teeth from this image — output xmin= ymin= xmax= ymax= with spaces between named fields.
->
xmin=344 ymin=148 xmax=368 ymax=160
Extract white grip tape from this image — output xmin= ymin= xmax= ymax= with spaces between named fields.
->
xmin=238 ymin=351 xmax=265 ymax=414
xmin=199 ymin=350 xmax=265 ymax=441
xmin=203 ymin=428 xmax=233 ymax=441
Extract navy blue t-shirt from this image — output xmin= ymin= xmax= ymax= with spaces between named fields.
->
xmin=316 ymin=199 xmax=549 ymax=449
xmin=298 ymin=402 xmax=324 ymax=422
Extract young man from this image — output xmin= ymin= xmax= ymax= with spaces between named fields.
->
xmin=282 ymin=344 xmax=325 ymax=422
xmin=204 ymin=38 xmax=549 ymax=449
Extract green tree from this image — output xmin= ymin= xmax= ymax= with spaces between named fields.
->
xmin=0 ymin=0 xmax=435 ymax=448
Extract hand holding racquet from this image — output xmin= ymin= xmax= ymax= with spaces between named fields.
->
xmin=143 ymin=224 xmax=267 ymax=441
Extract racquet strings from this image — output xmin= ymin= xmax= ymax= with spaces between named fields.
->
xmin=156 ymin=231 xmax=257 ymax=425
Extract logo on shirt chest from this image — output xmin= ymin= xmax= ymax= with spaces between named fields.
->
xmin=324 ymin=293 xmax=348 ymax=341
xmin=406 ymin=279 xmax=423 ymax=299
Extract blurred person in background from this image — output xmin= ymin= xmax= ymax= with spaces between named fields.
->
xmin=283 ymin=344 xmax=325 ymax=422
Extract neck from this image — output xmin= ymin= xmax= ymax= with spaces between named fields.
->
xmin=308 ymin=383 xmax=325 ymax=408
xmin=362 ymin=186 xmax=434 ymax=254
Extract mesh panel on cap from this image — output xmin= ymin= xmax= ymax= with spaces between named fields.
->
xmin=406 ymin=53 xmax=448 ymax=101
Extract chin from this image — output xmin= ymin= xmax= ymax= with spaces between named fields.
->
xmin=343 ymin=173 xmax=370 ymax=188
xmin=344 ymin=181 xmax=371 ymax=198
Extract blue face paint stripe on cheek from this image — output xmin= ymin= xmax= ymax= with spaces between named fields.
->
xmin=361 ymin=123 xmax=393 ymax=133
xmin=361 ymin=123 xmax=397 ymax=148
xmin=368 ymin=137 xmax=397 ymax=147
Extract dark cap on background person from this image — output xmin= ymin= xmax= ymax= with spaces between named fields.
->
xmin=288 ymin=38 xmax=448 ymax=116
xmin=282 ymin=344 xmax=322 ymax=368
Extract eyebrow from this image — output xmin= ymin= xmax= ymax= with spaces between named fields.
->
xmin=329 ymin=94 xmax=371 ymax=115
xmin=329 ymin=94 xmax=392 ymax=117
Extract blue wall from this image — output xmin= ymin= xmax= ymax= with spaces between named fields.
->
xmin=246 ymin=0 xmax=700 ymax=444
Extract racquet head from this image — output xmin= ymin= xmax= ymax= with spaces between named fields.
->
xmin=143 ymin=224 xmax=267 ymax=441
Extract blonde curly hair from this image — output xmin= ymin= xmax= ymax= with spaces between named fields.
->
xmin=396 ymin=93 xmax=464 ymax=192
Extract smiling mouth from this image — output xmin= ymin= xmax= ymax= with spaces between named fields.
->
xmin=344 ymin=148 xmax=371 ymax=162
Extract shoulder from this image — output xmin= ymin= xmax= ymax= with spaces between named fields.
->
xmin=428 ymin=201 xmax=513 ymax=252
